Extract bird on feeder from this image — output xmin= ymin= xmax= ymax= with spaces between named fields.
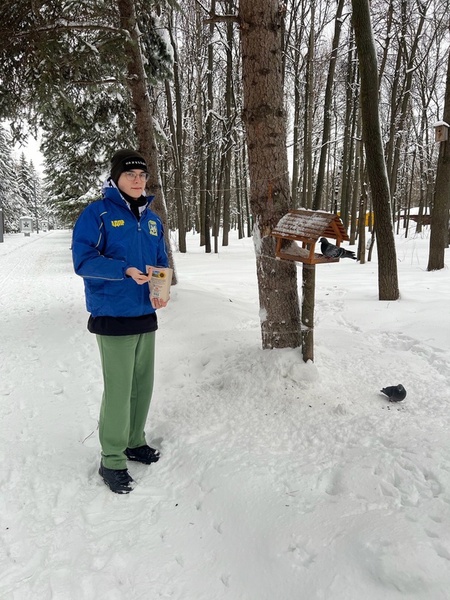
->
xmin=319 ymin=237 xmax=357 ymax=260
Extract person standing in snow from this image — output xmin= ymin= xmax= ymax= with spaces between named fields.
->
xmin=72 ymin=149 xmax=169 ymax=494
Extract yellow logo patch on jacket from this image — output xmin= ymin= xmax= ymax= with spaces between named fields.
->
xmin=148 ymin=220 xmax=158 ymax=236
xmin=111 ymin=219 xmax=125 ymax=227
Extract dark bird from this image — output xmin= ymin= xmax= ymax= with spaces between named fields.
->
xmin=319 ymin=237 xmax=357 ymax=260
xmin=380 ymin=384 xmax=407 ymax=402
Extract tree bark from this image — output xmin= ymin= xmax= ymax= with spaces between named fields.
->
xmin=428 ymin=48 xmax=450 ymax=271
xmin=239 ymin=0 xmax=301 ymax=350
xmin=351 ymin=0 xmax=399 ymax=300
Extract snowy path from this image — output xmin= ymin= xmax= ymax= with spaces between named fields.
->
xmin=1 ymin=230 xmax=450 ymax=599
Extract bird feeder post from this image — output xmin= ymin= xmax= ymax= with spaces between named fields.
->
xmin=301 ymin=263 xmax=315 ymax=362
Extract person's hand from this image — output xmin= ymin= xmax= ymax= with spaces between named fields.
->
xmin=150 ymin=296 xmax=169 ymax=309
xmin=126 ymin=267 xmax=151 ymax=285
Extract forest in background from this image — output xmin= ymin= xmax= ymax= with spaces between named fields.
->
xmin=0 ymin=128 xmax=48 ymax=233
xmin=0 ymin=0 xmax=448 ymax=246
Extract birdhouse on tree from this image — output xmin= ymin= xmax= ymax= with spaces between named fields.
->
xmin=271 ymin=209 xmax=349 ymax=265
xmin=434 ymin=121 xmax=449 ymax=143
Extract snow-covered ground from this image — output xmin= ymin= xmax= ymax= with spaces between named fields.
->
xmin=1 ymin=225 xmax=450 ymax=600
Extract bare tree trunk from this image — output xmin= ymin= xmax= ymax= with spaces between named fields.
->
xmin=239 ymin=0 xmax=301 ymax=350
xmin=116 ymin=0 xmax=176 ymax=281
xmin=340 ymin=31 xmax=357 ymax=230
xmin=289 ymin=2 xmax=307 ymax=208
xmin=351 ymin=0 xmax=399 ymax=300
xmin=377 ymin=0 xmax=394 ymax=84
xmin=350 ymin=111 xmax=362 ymax=245
xmin=357 ymin=168 xmax=368 ymax=264
xmin=235 ymin=149 xmax=244 ymax=238
xmin=291 ymin=66 xmax=301 ymax=207
xmin=196 ymin=55 xmax=206 ymax=246
xmin=302 ymin=6 xmax=315 ymax=210
xmin=387 ymin=1 xmax=428 ymax=207
xmin=166 ymin=14 xmax=187 ymax=253
xmin=165 ymin=80 xmax=186 ymax=252
xmin=204 ymin=0 xmax=215 ymax=253
xmin=312 ymin=0 xmax=345 ymax=211
xmin=428 ymin=48 xmax=450 ymax=271
xmin=221 ymin=2 xmax=233 ymax=247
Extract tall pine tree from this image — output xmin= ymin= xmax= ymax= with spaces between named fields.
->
xmin=0 ymin=0 xmax=173 ymax=223
xmin=0 ymin=127 xmax=25 ymax=232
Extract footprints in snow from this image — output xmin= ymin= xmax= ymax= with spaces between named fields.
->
xmin=313 ymin=449 xmax=450 ymax=570
xmin=318 ymin=292 xmax=450 ymax=390
xmin=318 ymin=448 xmax=447 ymax=507
xmin=195 ymin=486 xmax=224 ymax=537
xmin=160 ymin=481 xmax=230 ymax=590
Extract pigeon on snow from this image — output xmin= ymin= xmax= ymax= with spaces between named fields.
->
xmin=380 ymin=384 xmax=407 ymax=402
xmin=319 ymin=237 xmax=357 ymax=260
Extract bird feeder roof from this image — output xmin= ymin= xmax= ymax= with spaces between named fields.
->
xmin=272 ymin=209 xmax=349 ymax=244
xmin=271 ymin=209 xmax=350 ymax=265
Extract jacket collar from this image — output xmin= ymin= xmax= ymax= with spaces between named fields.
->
xmin=102 ymin=178 xmax=155 ymax=208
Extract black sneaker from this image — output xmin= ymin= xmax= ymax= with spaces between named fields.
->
xmin=125 ymin=444 xmax=160 ymax=464
xmin=99 ymin=464 xmax=135 ymax=494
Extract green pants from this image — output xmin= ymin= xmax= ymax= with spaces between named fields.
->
xmin=96 ymin=332 xmax=156 ymax=469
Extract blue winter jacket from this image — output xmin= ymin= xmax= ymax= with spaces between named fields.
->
xmin=72 ymin=184 xmax=169 ymax=318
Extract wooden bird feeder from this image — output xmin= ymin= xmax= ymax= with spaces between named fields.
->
xmin=272 ymin=209 xmax=349 ymax=265
xmin=434 ymin=121 xmax=449 ymax=143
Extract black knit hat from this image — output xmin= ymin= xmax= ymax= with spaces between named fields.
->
xmin=110 ymin=149 xmax=148 ymax=185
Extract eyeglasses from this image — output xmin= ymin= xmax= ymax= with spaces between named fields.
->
xmin=123 ymin=171 xmax=149 ymax=182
